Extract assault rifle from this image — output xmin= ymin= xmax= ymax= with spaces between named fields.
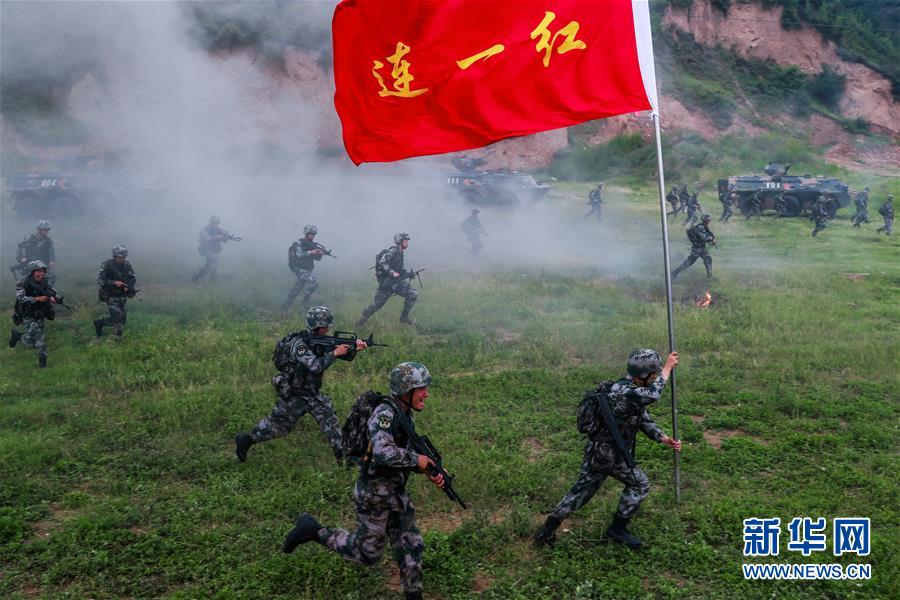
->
xmin=585 ymin=390 xmax=637 ymax=477
xmin=45 ymin=287 xmax=70 ymax=309
xmin=306 ymin=331 xmax=389 ymax=352
xmin=312 ymin=241 xmax=337 ymax=259
xmin=399 ymin=268 xmax=425 ymax=288
xmin=221 ymin=232 xmax=242 ymax=242
xmin=395 ymin=415 xmax=467 ymax=509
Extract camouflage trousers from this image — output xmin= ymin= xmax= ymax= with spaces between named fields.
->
xmin=101 ymin=297 xmax=128 ymax=335
xmin=683 ymin=208 xmax=699 ymax=226
xmin=465 ymin=233 xmax=483 ymax=254
xmin=851 ymin=209 xmax=869 ymax=226
xmin=812 ymin=217 xmax=828 ymax=236
xmin=585 ymin=204 xmax=602 ymax=220
xmin=361 ymin=279 xmax=418 ymax=320
xmin=551 ymin=441 xmax=650 ymax=521
xmin=719 ymin=204 xmax=733 ymax=223
xmin=194 ymin=251 xmax=220 ymax=281
xmin=877 ymin=217 xmax=893 ymax=234
xmin=284 ymin=268 xmax=318 ymax=307
xmin=249 ymin=391 xmax=343 ymax=459
xmin=320 ymin=479 xmax=424 ymax=594
xmin=672 ymin=245 xmax=712 ymax=278
xmin=19 ymin=317 xmax=47 ymax=357
xmin=745 ymin=205 xmax=762 ymax=221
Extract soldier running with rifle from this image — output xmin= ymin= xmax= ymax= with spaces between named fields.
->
xmin=357 ymin=233 xmax=422 ymax=327
xmin=9 ymin=260 xmax=67 ymax=368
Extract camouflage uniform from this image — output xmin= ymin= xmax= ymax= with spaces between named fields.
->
xmin=284 ymin=238 xmax=321 ymax=308
xmin=672 ymin=220 xmax=716 ymax=279
xmin=12 ymin=274 xmax=55 ymax=360
xmin=550 ymin=375 xmax=667 ymax=522
xmin=745 ymin=193 xmax=763 ymax=221
xmin=13 ymin=227 xmax=56 ymax=283
xmin=719 ymin=192 xmax=734 ymax=223
xmin=193 ymin=223 xmax=228 ymax=281
xmin=677 ymin=186 xmax=690 ymax=215
xmin=460 ymin=212 xmax=486 ymax=254
xmin=96 ymin=256 xmax=137 ymax=337
xmin=877 ymin=196 xmax=894 ymax=235
xmin=359 ymin=239 xmax=418 ymax=324
xmin=249 ymin=331 xmax=351 ymax=459
xmin=666 ymin=187 xmax=680 ymax=216
xmin=683 ymin=192 xmax=701 ymax=226
xmin=811 ymin=195 xmax=830 ymax=237
xmin=586 ymin=185 xmax=604 ymax=220
xmin=851 ymin=189 xmax=869 ymax=227
xmin=319 ymin=396 xmax=425 ymax=595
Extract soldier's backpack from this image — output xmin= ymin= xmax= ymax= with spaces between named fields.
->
xmin=288 ymin=241 xmax=301 ymax=269
xmin=374 ymin=248 xmax=390 ymax=278
xmin=342 ymin=390 xmax=389 ymax=460
xmin=878 ymin=202 xmax=889 ymax=216
xmin=576 ymin=380 xmax=615 ymax=437
xmin=687 ymin=225 xmax=704 ymax=245
xmin=273 ymin=331 xmax=308 ymax=375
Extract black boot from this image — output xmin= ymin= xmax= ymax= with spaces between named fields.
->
xmin=38 ymin=355 xmax=47 ymax=368
xmin=235 ymin=433 xmax=253 ymax=463
xmin=9 ymin=329 xmax=22 ymax=348
xmin=93 ymin=319 xmax=104 ymax=338
xmin=405 ymin=592 xmax=423 ymax=600
xmin=282 ymin=513 xmax=324 ymax=553
xmin=605 ymin=515 xmax=641 ymax=549
xmin=532 ymin=515 xmax=561 ymax=547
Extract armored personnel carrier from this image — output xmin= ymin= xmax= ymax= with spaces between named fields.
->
xmin=717 ymin=163 xmax=850 ymax=217
xmin=445 ymin=155 xmax=550 ymax=206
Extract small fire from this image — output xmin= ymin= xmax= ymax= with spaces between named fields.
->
xmin=695 ymin=290 xmax=713 ymax=308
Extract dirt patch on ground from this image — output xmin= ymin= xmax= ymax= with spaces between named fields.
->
xmin=689 ymin=415 xmax=704 ymax=424
xmin=703 ymin=429 xmax=769 ymax=449
xmin=30 ymin=504 xmax=81 ymax=541
xmin=521 ymin=437 xmax=546 ymax=463
xmin=472 ymin=571 xmax=494 ymax=593
xmin=843 ymin=273 xmax=869 ymax=282
xmin=494 ymin=327 xmax=522 ymax=343
xmin=418 ymin=511 xmax=465 ymax=533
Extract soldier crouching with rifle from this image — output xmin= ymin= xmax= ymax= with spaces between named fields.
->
xmin=533 ymin=349 xmax=680 ymax=549
xmin=282 ymin=362 xmax=455 ymax=600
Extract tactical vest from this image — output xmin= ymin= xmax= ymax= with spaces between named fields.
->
xmin=15 ymin=278 xmax=54 ymax=320
xmin=362 ymin=400 xmax=413 ymax=480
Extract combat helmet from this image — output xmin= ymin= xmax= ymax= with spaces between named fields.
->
xmin=111 ymin=244 xmax=128 ymax=257
xmin=627 ymin=349 xmax=662 ymax=378
xmin=303 ymin=224 xmax=318 ymax=236
xmin=36 ymin=220 xmax=52 ymax=230
xmin=394 ymin=232 xmax=411 ymax=245
xmin=27 ymin=260 xmax=47 ymax=273
xmin=209 ymin=215 xmax=221 ymax=225
xmin=701 ymin=213 xmax=712 ymax=223
xmin=390 ymin=362 xmax=432 ymax=397
xmin=306 ymin=306 xmax=334 ymax=330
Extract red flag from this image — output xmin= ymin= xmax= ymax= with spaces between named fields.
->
xmin=332 ymin=0 xmax=659 ymax=164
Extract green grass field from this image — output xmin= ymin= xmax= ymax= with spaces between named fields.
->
xmin=1 ymin=183 xmax=898 ymax=599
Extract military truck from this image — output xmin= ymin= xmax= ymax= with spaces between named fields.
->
xmin=446 ymin=155 xmax=551 ymax=206
xmin=5 ymin=169 xmax=165 ymax=217
xmin=717 ymin=163 xmax=851 ymax=218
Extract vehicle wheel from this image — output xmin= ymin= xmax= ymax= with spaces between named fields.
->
xmin=782 ymin=195 xmax=801 ymax=217
xmin=739 ymin=196 xmax=753 ymax=216
xmin=826 ymin=200 xmax=838 ymax=219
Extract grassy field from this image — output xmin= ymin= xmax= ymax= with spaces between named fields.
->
xmin=1 ymin=183 xmax=898 ymax=599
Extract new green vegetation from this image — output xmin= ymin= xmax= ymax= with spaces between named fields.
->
xmin=1 ymin=183 xmax=897 ymax=599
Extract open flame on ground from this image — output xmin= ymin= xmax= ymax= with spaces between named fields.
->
xmin=695 ymin=290 xmax=713 ymax=308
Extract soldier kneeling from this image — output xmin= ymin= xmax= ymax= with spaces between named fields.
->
xmin=533 ymin=349 xmax=681 ymax=549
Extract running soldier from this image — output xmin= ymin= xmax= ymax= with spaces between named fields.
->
xmin=586 ymin=183 xmax=604 ymax=220
xmin=11 ymin=221 xmax=56 ymax=283
xmin=745 ymin=192 xmax=763 ymax=221
xmin=281 ymin=362 xmax=444 ymax=600
xmin=678 ymin=185 xmax=690 ymax=215
xmin=683 ymin=190 xmax=702 ymax=226
xmin=460 ymin=209 xmax=487 ymax=254
xmin=672 ymin=214 xmax=717 ymax=280
xmin=9 ymin=261 xmax=59 ymax=368
xmin=666 ymin=187 xmax=680 ymax=216
xmin=811 ymin=194 xmax=830 ymax=237
xmin=234 ymin=306 xmax=367 ymax=464
xmin=193 ymin=215 xmax=240 ymax=282
xmin=93 ymin=245 xmax=137 ymax=338
xmin=719 ymin=187 xmax=734 ymax=223
xmin=851 ymin=187 xmax=869 ymax=227
xmin=533 ymin=349 xmax=681 ymax=549
xmin=877 ymin=195 xmax=894 ymax=235
xmin=357 ymin=233 xmax=419 ymax=327
xmin=283 ymin=225 xmax=325 ymax=309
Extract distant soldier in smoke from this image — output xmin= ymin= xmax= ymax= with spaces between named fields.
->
xmin=719 ymin=187 xmax=734 ymax=223
xmin=851 ymin=187 xmax=870 ymax=227
xmin=11 ymin=220 xmax=56 ymax=284
xmin=678 ymin=184 xmax=690 ymax=215
xmin=93 ymin=244 xmax=137 ymax=339
xmin=745 ymin=192 xmax=763 ymax=221
xmin=811 ymin=193 xmax=831 ymax=237
xmin=672 ymin=213 xmax=717 ymax=280
xmin=683 ymin=190 xmax=702 ymax=227
xmin=9 ymin=261 xmax=59 ymax=368
xmin=666 ymin=186 xmax=680 ymax=216
xmin=586 ymin=183 xmax=604 ymax=220
xmin=234 ymin=305 xmax=367 ymax=464
xmin=876 ymin=195 xmax=894 ymax=235
xmin=533 ymin=349 xmax=681 ymax=549
xmin=283 ymin=225 xmax=325 ymax=309
xmin=281 ymin=362 xmax=443 ymax=600
xmin=460 ymin=209 xmax=487 ymax=254
xmin=193 ymin=215 xmax=240 ymax=282
xmin=357 ymin=233 xmax=419 ymax=327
